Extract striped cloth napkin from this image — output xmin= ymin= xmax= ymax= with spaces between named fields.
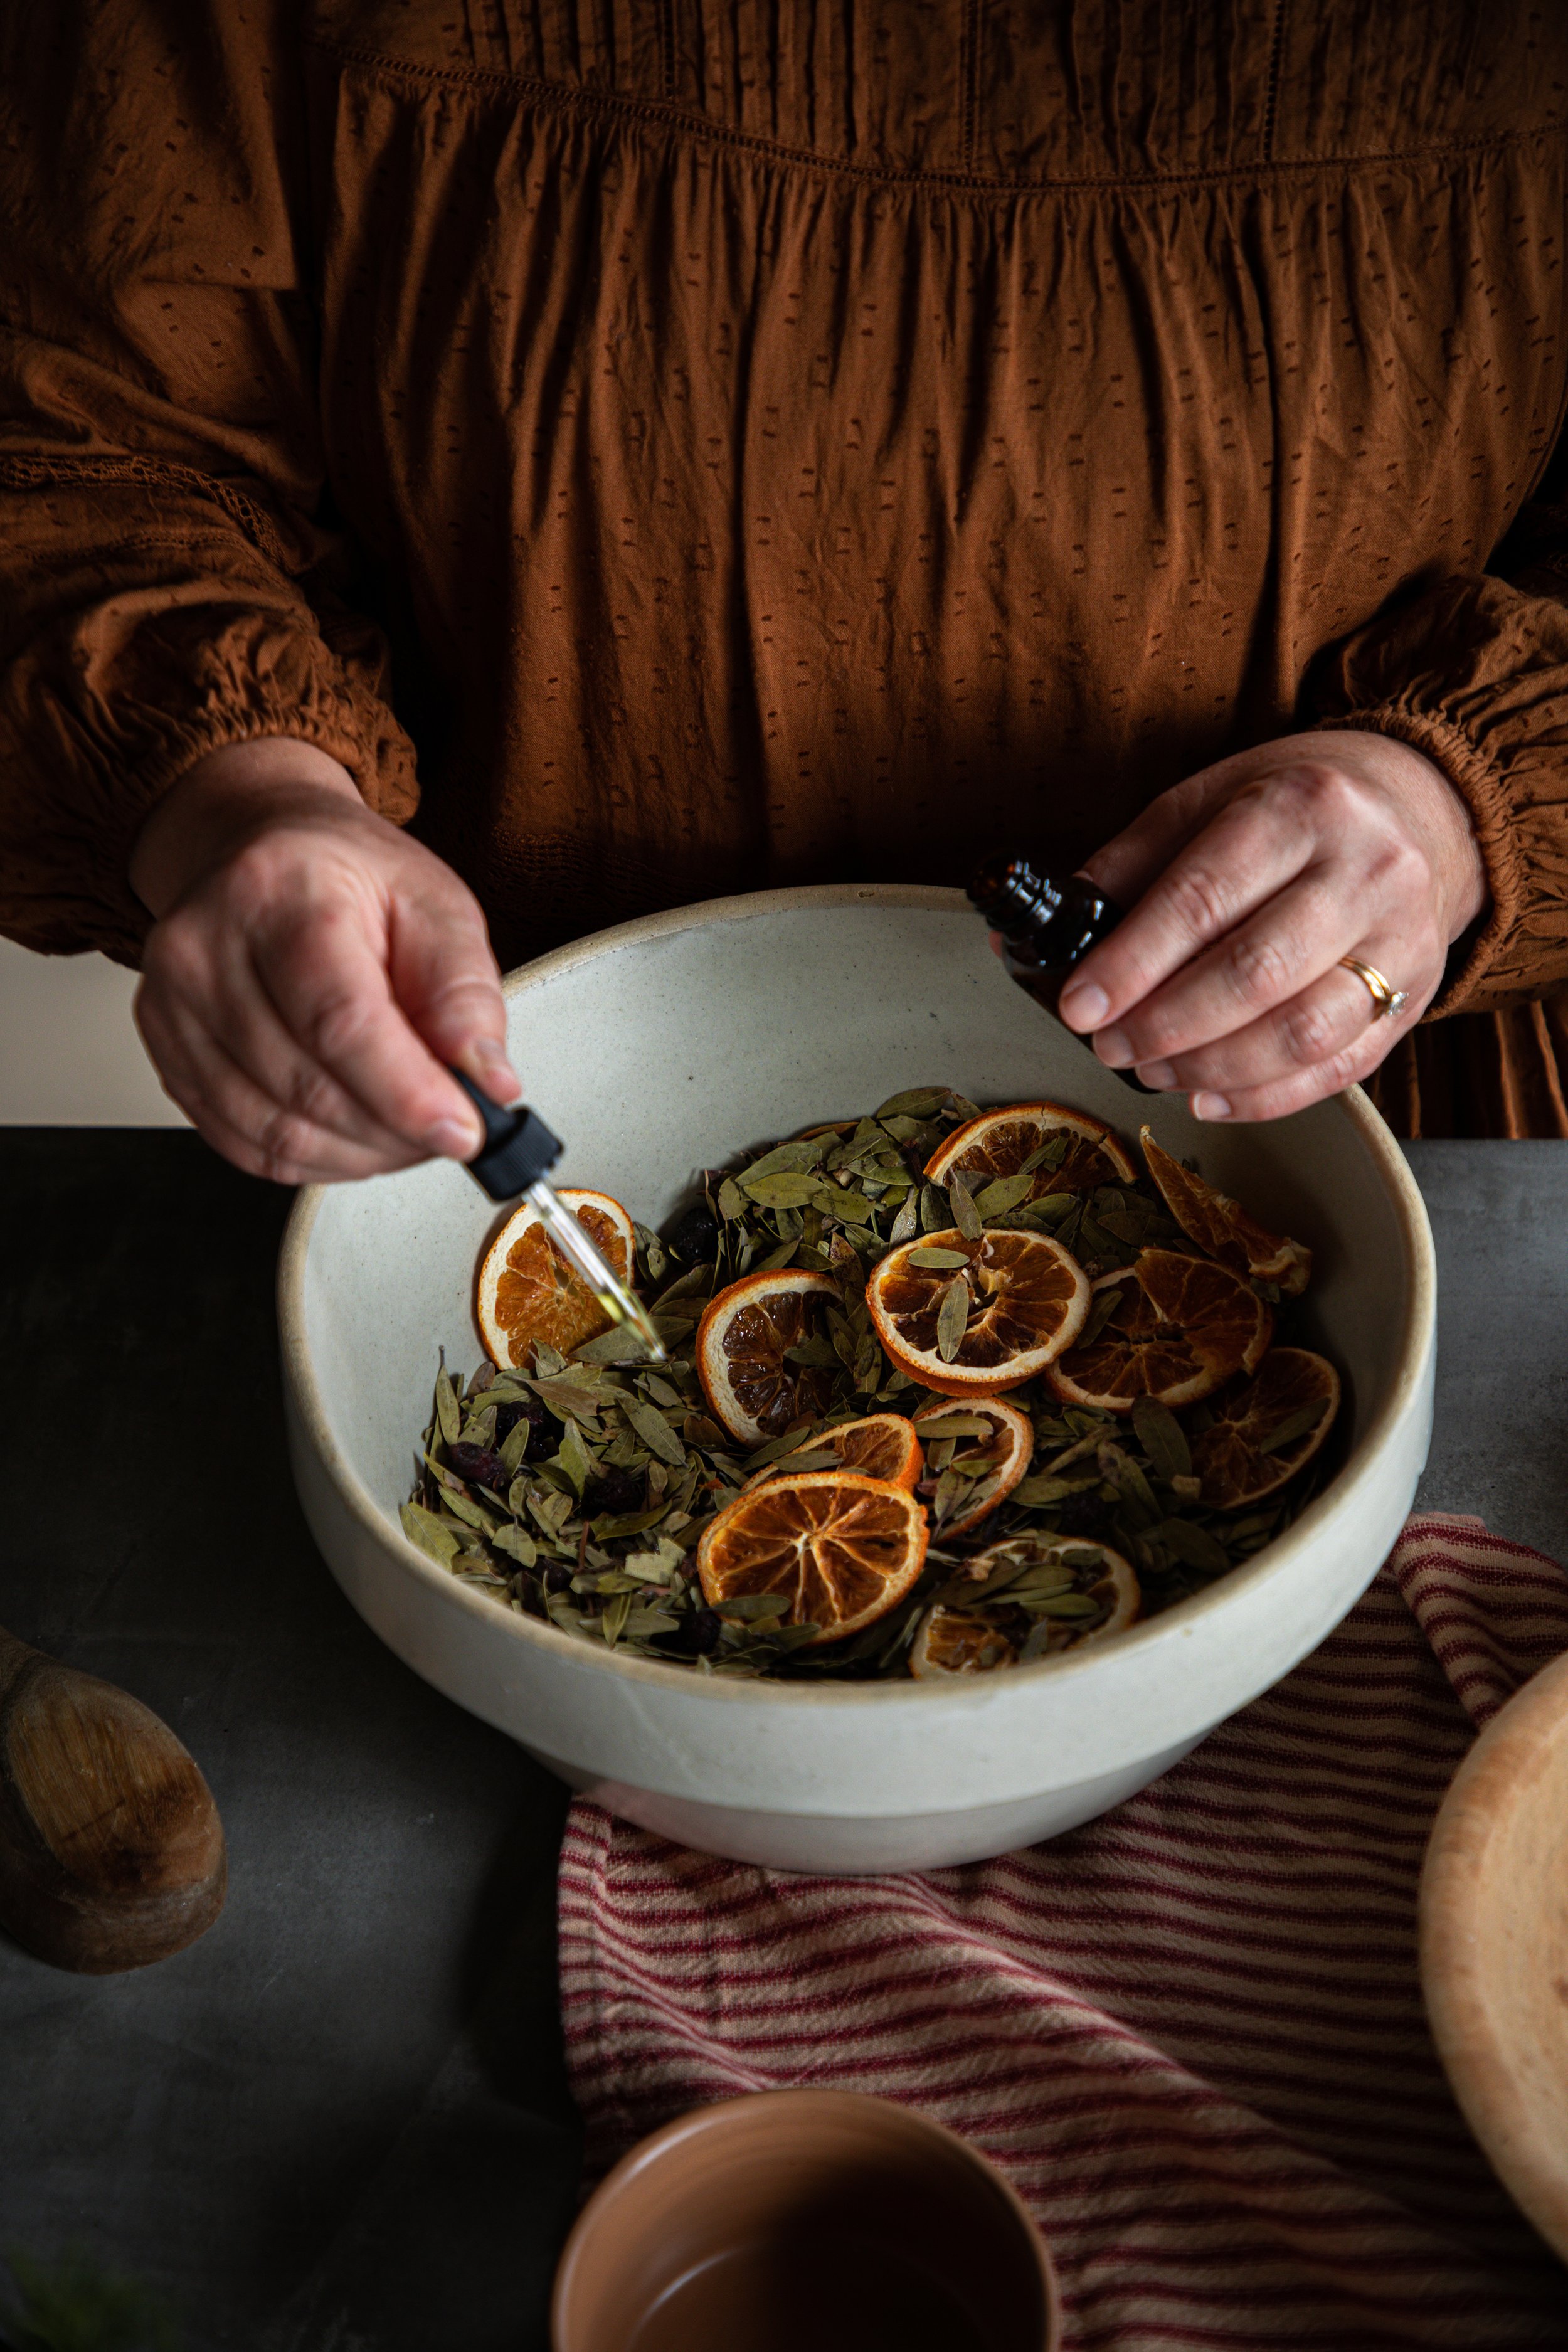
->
xmin=559 ymin=1516 xmax=1568 ymax=2349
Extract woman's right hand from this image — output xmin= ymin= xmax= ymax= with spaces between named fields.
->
xmin=130 ymin=738 xmax=517 ymax=1184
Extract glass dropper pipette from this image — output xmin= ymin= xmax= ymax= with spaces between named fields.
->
xmin=447 ymin=1067 xmax=666 ymax=1363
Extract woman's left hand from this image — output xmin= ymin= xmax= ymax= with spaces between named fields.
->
xmin=1055 ymin=729 xmax=1489 ymax=1121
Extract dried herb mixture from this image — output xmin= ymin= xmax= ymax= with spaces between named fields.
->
xmin=401 ymin=1087 xmax=1337 ymax=1680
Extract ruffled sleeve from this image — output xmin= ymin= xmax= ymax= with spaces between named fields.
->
xmin=0 ymin=4 xmax=416 ymax=966
xmin=1311 ymin=470 xmax=1568 ymax=1020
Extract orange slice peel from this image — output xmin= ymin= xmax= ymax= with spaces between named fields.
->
xmin=741 ymin=1412 xmax=924 ymax=1494
xmin=912 ymin=1535 xmax=1141 ymax=1675
xmin=909 ymin=1607 xmax=1020 ymax=1678
xmin=1047 ymin=1246 xmax=1271 ymax=1413
xmin=1194 ymin=1347 xmax=1341 ymax=1510
xmin=913 ymin=1396 xmax=1034 ymax=1535
xmin=696 ymin=1269 xmax=840 ymax=1445
xmin=1141 ymin=1127 xmax=1311 ymax=1296
xmin=925 ymin=1101 xmax=1136 ymax=1208
xmin=866 ymin=1227 xmax=1089 ymax=1397
xmin=697 ymin=1470 xmax=929 ymax=1646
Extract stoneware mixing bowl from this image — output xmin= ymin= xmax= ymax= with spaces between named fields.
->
xmin=279 ymin=884 xmax=1436 ymax=1872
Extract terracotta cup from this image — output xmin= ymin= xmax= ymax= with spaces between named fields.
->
xmin=1421 ymin=1643 xmax=1568 ymax=2257
xmin=551 ymin=2087 xmax=1061 ymax=2352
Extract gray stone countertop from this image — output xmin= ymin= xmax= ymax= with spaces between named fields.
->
xmin=0 ymin=1132 xmax=1564 ymax=2351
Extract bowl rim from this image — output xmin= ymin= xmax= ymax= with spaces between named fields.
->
xmin=278 ymin=881 xmax=1436 ymax=1714
xmin=548 ymin=2085 xmax=1062 ymax=2347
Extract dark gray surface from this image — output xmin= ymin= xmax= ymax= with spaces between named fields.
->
xmin=1 ymin=1131 xmax=1564 ymax=2349
xmin=0 ymin=1134 xmax=578 ymax=2351
xmin=1406 ymin=1142 xmax=1568 ymax=1558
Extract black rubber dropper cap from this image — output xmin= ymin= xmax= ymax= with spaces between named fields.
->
xmin=447 ymin=1067 xmax=563 ymax=1202
xmin=967 ymin=852 xmax=1122 ymax=963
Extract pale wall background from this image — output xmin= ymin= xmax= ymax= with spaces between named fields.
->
xmin=0 ymin=935 xmax=186 ymax=1124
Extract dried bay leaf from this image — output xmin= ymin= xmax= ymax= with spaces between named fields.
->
xmin=440 ymin=1485 xmax=495 ymax=1532
xmin=744 ymin=1172 xmax=820 ymax=1209
xmin=875 ymin=1086 xmax=950 ymax=1120
xmin=497 ymin=1418 xmax=533 ymax=1478
xmin=1073 ymin=1283 xmax=1127 ymax=1352
xmin=623 ymin=1396 xmax=688 ymax=1467
xmin=435 ymin=1364 xmax=462 ymax=1447
xmin=741 ymin=1138 xmax=825 ymax=1182
xmin=973 ymin=1171 xmax=1036 ymax=1220
xmin=1259 ymin=1398 xmax=1330 ymax=1454
xmin=946 ymin=1173 xmax=983 ymax=1242
xmin=1078 ymin=1209 xmax=1115 ymax=1258
xmin=935 ymin=1276 xmax=970 ymax=1364
xmin=1021 ymin=1133 xmax=1071 ymax=1173
xmin=1131 ymin=1396 xmax=1192 ymax=1482
xmin=1159 ymin=1517 xmax=1232 ymax=1574
xmin=400 ymin=1502 xmax=460 ymax=1566
xmin=907 ymin=1246 xmax=969 ymax=1269
xmin=572 ymin=1324 xmax=654 ymax=1365
xmin=887 ymin=1189 xmax=921 ymax=1245
xmin=784 ymin=1337 xmax=840 ymax=1369
xmin=556 ymin=1419 xmax=595 ymax=1495
xmin=1013 ymin=1470 xmax=1099 ymax=1506
xmin=491 ymin=1522 xmax=538 ymax=1568
xmin=601 ymin=1590 xmax=635 ymax=1646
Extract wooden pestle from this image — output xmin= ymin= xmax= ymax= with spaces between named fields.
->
xmin=0 ymin=1624 xmax=226 ymax=1973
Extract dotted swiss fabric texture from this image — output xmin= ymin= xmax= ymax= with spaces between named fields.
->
xmin=2 ymin=3 xmax=1568 ymax=1131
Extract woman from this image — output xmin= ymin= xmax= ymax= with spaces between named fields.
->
xmin=1 ymin=1 xmax=1564 ymax=1175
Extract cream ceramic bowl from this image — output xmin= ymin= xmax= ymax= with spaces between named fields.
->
xmin=279 ymin=885 xmax=1436 ymax=1873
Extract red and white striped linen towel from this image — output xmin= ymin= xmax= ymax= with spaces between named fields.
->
xmin=559 ymin=1516 xmax=1568 ymax=2349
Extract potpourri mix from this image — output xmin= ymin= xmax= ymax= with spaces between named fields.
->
xmin=402 ymin=1088 xmax=1342 ymax=1680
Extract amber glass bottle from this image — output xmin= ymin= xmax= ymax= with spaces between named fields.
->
xmin=967 ymin=851 xmax=1153 ymax=1093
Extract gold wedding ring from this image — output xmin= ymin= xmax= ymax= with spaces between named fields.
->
xmin=1339 ymin=956 xmax=1408 ymax=1022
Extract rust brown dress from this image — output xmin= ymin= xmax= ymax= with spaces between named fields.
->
xmin=4 ymin=2 xmax=1568 ymax=1135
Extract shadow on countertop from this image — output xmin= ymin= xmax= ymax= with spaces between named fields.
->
xmin=0 ymin=1132 xmax=580 ymax=2352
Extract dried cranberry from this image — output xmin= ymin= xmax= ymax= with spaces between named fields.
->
xmin=583 ymin=1466 xmax=645 ymax=1519
xmin=493 ymin=1396 xmax=546 ymax=1444
xmin=692 ymin=1608 xmax=723 ymax=1655
xmin=447 ymin=1441 xmax=506 ymax=1491
xmin=655 ymin=1607 xmax=723 ymax=1660
xmin=667 ymin=1203 xmax=720 ymax=1264
xmin=543 ymin=1563 xmax=574 ymax=1594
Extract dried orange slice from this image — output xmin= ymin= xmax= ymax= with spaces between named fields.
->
xmin=1194 ymin=1348 xmax=1341 ymax=1510
xmin=742 ymin=1413 xmax=924 ymax=1494
xmin=910 ymin=1536 xmax=1140 ymax=1676
xmin=696 ymin=1269 xmax=840 ymax=1444
xmin=477 ymin=1189 xmax=636 ymax=1367
xmin=697 ymin=1471 xmax=928 ymax=1646
xmin=1047 ymin=1246 xmax=1271 ymax=1413
xmin=925 ymin=1101 xmax=1136 ymax=1207
xmin=908 ymin=1608 xmax=1019 ymax=1678
xmin=866 ymin=1228 xmax=1089 ymax=1397
xmin=913 ymin=1397 xmax=1034 ymax=1535
xmin=1141 ymin=1128 xmax=1311 ymax=1296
